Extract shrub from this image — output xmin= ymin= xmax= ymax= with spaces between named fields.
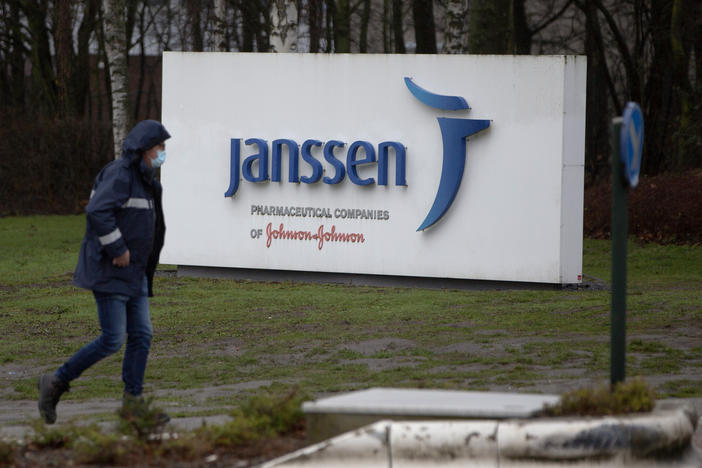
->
xmin=117 ymin=395 xmax=170 ymax=441
xmin=30 ymin=420 xmax=77 ymax=449
xmin=542 ymin=379 xmax=655 ymax=417
xmin=73 ymin=426 xmax=133 ymax=465
xmin=0 ymin=440 xmax=16 ymax=464
xmin=0 ymin=112 xmax=112 ymax=215
xmin=584 ymin=170 xmax=702 ymax=244
xmin=200 ymin=389 xmax=307 ymax=447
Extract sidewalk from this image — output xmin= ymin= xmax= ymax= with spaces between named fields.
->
xmin=0 ymin=398 xmax=234 ymax=442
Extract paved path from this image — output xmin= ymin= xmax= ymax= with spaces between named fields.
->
xmin=0 ymin=398 xmax=234 ymax=441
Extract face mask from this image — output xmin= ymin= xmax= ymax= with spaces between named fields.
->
xmin=151 ymin=149 xmax=166 ymax=168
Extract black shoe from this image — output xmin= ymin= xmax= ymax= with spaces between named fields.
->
xmin=37 ymin=373 xmax=70 ymax=424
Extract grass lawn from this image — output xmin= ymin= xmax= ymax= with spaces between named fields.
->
xmin=1 ymin=214 xmax=701 ymax=415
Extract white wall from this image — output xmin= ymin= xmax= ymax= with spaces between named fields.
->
xmin=161 ymin=53 xmax=585 ymax=284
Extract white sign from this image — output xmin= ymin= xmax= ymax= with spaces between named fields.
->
xmin=161 ymin=53 xmax=585 ymax=284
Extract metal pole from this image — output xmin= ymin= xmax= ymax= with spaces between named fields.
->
xmin=610 ymin=117 xmax=627 ymax=388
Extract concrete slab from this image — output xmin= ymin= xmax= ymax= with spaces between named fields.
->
xmin=303 ymin=388 xmax=559 ymax=441
xmin=303 ymin=388 xmax=559 ymax=419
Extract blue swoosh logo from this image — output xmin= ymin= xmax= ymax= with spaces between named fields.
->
xmin=404 ymin=77 xmax=470 ymax=111
xmin=405 ymin=77 xmax=490 ymax=231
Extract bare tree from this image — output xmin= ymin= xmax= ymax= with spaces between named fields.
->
xmin=468 ymin=0 xmax=510 ymax=53
xmin=334 ymin=0 xmax=351 ymax=52
xmin=187 ymin=0 xmax=204 ymax=51
xmin=270 ymin=0 xmax=298 ymax=52
xmin=54 ymin=0 xmax=74 ymax=117
xmin=412 ymin=0 xmax=436 ymax=53
xmin=392 ymin=0 xmax=406 ymax=52
xmin=308 ymin=0 xmax=324 ymax=52
xmin=359 ymin=0 xmax=371 ymax=52
xmin=443 ymin=0 xmax=466 ymax=53
xmin=103 ymin=0 xmax=130 ymax=158
xmin=213 ymin=0 xmax=227 ymax=51
xmin=23 ymin=0 xmax=58 ymax=114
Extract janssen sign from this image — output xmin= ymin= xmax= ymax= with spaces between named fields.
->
xmin=161 ymin=53 xmax=586 ymax=285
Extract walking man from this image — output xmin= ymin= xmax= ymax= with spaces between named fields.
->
xmin=38 ymin=120 xmax=171 ymax=424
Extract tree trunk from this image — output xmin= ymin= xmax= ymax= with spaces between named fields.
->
xmin=133 ymin=3 xmax=146 ymax=122
xmin=582 ymin=0 xmax=610 ymax=185
xmin=334 ymin=0 xmax=351 ymax=52
xmin=511 ymin=0 xmax=531 ymax=54
xmin=325 ymin=0 xmax=334 ymax=52
xmin=443 ymin=0 xmax=466 ymax=54
xmin=240 ymin=1 xmax=256 ymax=51
xmin=382 ymin=0 xmax=391 ymax=52
xmin=8 ymin=1 xmax=26 ymax=109
xmin=187 ymin=0 xmax=204 ymax=51
xmin=642 ymin=0 xmax=675 ymax=174
xmin=671 ymin=0 xmax=698 ymax=169
xmin=412 ymin=0 xmax=436 ymax=53
xmin=392 ymin=0 xmax=406 ymax=53
xmin=213 ymin=0 xmax=228 ymax=51
xmin=309 ymin=0 xmax=323 ymax=52
xmin=54 ymin=0 xmax=74 ymax=117
xmin=103 ymin=0 xmax=130 ymax=159
xmin=467 ymin=0 xmax=511 ymax=54
xmin=270 ymin=0 xmax=299 ymax=52
xmin=257 ymin=5 xmax=269 ymax=52
xmin=592 ymin=0 xmax=641 ymax=102
xmin=75 ymin=0 xmax=99 ymax=117
xmin=359 ymin=0 xmax=371 ymax=53
xmin=24 ymin=0 xmax=58 ymax=115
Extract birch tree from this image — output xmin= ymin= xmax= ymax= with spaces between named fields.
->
xmin=103 ymin=0 xmax=129 ymax=159
xmin=270 ymin=0 xmax=298 ymax=52
xmin=213 ymin=0 xmax=227 ymax=51
xmin=443 ymin=0 xmax=466 ymax=54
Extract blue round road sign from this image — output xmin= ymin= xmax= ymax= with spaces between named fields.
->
xmin=620 ymin=102 xmax=644 ymax=188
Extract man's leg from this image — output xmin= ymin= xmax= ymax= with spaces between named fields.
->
xmin=39 ymin=292 xmax=128 ymax=424
xmin=57 ymin=292 xmax=129 ymax=382
xmin=121 ymin=277 xmax=168 ymax=424
xmin=122 ymin=276 xmax=153 ymax=397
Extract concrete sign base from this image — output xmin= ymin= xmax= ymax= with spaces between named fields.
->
xmin=265 ymin=406 xmax=699 ymax=467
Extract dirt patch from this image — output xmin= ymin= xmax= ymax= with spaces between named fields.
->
xmin=341 ymin=338 xmax=416 ymax=356
xmin=629 ymin=332 xmax=702 ymax=350
xmin=339 ymin=357 xmax=422 ymax=372
xmin=432 ymin=341 xmax=491 ymax=355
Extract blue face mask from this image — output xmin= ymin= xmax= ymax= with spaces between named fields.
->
xmin=151 ymin=149 xmax=166 ymax=168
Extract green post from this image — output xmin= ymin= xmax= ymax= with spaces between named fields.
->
xmin=610 ymin=117 xmax=627 ymax=388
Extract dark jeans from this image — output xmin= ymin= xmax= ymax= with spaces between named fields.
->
xmin=56 ymin=276 xmax=153 ymax=396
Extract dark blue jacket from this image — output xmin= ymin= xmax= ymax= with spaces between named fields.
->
xmin=73 ymin=121 xmax=170 ymax=297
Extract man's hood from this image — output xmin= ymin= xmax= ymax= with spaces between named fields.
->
xmin=121 ymin=120 xmax=171 ymax=162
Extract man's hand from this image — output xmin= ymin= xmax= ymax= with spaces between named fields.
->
xmin=113 ymin=250 xmax=130 ymax=268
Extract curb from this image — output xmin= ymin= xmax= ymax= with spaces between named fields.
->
xmin=262 ymin=406 xmax=700 ymax=467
